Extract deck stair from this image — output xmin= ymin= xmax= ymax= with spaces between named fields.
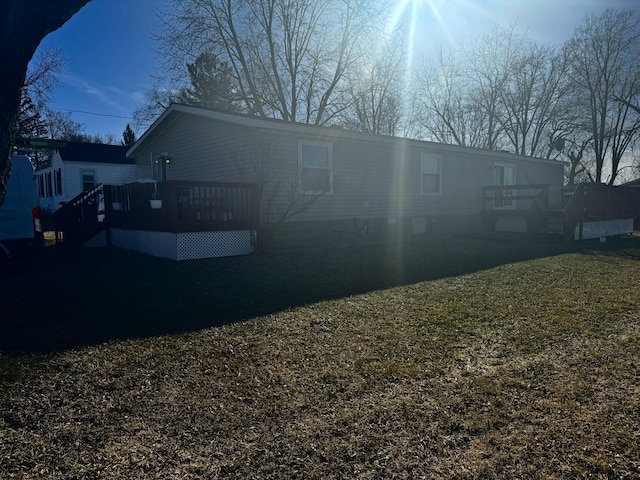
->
xmin=54 ymin=184 xmax=109 ymax=247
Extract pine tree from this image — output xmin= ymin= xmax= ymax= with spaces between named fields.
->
xmin=121 ymin=123 xmax=136 ymax=146
xmin=177 ymin=52 xmax=239 ymax=111
xmin=14 ymin=91 xmax=48 ymax=138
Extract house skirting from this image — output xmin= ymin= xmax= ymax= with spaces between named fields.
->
xmin=575 ymin=218 xmax=634 ymax=240
xmin=110 ymin=228 xmax=256 ymax=260
xmin=493 ymin=214 xmax=528 ymax=233
xmin=267 ymin=214 xmax=481 ymax=250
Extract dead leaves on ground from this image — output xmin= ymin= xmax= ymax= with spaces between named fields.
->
xmin=1 ymin=241 xmax=640 ymax=478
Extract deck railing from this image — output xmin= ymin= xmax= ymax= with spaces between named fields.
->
xmin=483 ymin=182 xmax=640 ymax=240
xmin=483 ymin=184 xmax=550 ymax=211
xmin=54 ymin=184 xmax=107 ymax=247
xmin=106 ymin=181 xmax=260 ymax=233
xmin=563 ymin=183 xmax=640 ymax=218
xmin=482 ymin=184 xmax=552 ymax=236
xmin=562 ymin=183 xmax=640 ymax=241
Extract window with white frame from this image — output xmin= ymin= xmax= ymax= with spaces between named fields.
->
xmin=81 ymin=169 xmax=95 ymax=192
xmin=299 ymin=141 xmax=333 ymax=194
xmin=421 ymin=154 xmax=442 ymax=195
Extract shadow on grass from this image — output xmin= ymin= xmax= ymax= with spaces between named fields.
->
xmin=2 ymin=234 xmax=639 ymax=355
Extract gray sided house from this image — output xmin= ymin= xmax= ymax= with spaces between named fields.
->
xmin=127 ymin=104 xmax=565 ymax=249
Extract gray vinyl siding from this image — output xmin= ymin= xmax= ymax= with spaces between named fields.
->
xmin=132 ymin=111 xmax=565 ymax=227
xmin=134 ymin=115 xmax=252 ymax=183
xmin=251 ymin=131 xmax=564 ymax=224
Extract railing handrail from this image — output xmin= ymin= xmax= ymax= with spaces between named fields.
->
xmin=54 ymin=183 xmax=107 ymax=246
xmin=64 ymin=183 xmax=104 ymax=208
xmin=108 ymin=180 xmax=260 ymax=233
xmin=561 ymin=182 xmax=640 ymax=241
xmin=563 ymin=182 xmax=640 ymax=217
xmin=483 ymin=183 xmax=550 ymax=211
xmin=483 ymin=183 xmax=551 ymax=192
xmin=160 ymin=179 xmax=258 ymax=190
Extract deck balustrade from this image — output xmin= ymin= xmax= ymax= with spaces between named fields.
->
xmin=105 ymin=181 xmax=260 ymax=233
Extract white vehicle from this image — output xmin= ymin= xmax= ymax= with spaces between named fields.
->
xmin=0 ymin=155 xmax=43 ymax=263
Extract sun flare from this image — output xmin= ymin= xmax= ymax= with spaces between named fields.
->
xmin=386 ymin=0 xmax=496 ymax=57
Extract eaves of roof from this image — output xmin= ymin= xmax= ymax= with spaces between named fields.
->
xmin=127 ymin=103 xmax=567 ymax=167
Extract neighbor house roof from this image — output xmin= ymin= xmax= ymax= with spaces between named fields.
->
xmin=128 ymin=103 xmax=566 ymax=167
xmin=57 ymin=141 xmax=133 ymax=165
xmin=622 ymin=178 xmax=640 ymax=187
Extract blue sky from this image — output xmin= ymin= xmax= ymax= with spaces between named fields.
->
xmin=38 ymin=0 xmax=159 ymax=139
xmin=36 ymin=0 xmax=639 ymax=140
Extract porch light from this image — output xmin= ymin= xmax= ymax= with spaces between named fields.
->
xmin=155 ymin=153 xmax=172 ymax=164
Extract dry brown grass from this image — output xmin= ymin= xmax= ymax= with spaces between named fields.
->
xmin=1 ymin=238 xmax=640 ymax=478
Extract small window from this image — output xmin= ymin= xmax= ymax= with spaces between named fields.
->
xmin=46 ymin=172 xmax=52 ymax=198
xmin=299 ymin=141 xmax=333 ymax=194
xmin=81 ymin=170 xmax=96 ymax=192
xmin=38 ymin=174 xmax=45 ymax=198
xmin=421 ymin=154 xmax=442 ymax=195
xmin=55 ymin=168 xmax=62 ymax=196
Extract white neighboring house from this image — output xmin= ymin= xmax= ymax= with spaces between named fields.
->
xmin=36 ymin=141 xmax=137 ymax=213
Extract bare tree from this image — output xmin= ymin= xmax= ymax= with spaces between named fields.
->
xmin=0 ymin=0 xmax=91 ymax=206
xmin=233 ymin=139 xmax=324 ymax=250
xmin=133 ymin=86 xmax=176 ymax=131
xmin=498 ymin=41 xmax=570 ymax=158
xmin=44 ymin=108 xmax=85 ymax=140
xmin=13 ymin=48 xmax=67 ymax=139
xmin=343 ymin=43 xmax=406 ymax=136
xmin=155 ymin=0 xmax=377 ymax=125
xmin=415 ymin=25 xmax=534 ymax=151
xmin=564 ymin=139 xmax=594 ymax=187
xmin=461 ymin=24 xmax=524 ymax=151
xmin=414 ymin=50 xmax=488 ymax=147
xmin=24 ymin=47 xmax=66 ymax=108
xmin=563 ymin=9 xmax=640 ymax=184
xmin=615 ymin=96 xmax=640 ymax=116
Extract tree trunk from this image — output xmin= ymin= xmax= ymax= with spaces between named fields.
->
xmin=0 ymin=0 xmax=91 ymax=206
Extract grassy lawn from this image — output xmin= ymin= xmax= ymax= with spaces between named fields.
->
xmin=1 ymin=236 xmax=639 ymax=478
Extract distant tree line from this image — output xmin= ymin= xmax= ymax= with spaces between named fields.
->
xmin=136 ymin=3 xmax=640 ymax=185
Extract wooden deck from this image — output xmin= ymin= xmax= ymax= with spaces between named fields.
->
xmin=562 ymin=183 xmax=640 ymax=240
xmin=54 ymin=180 xmax=260 ymax=251
xmin=483 ymin=183 xmax=640 ymax=241
xmin=105 ymin=181 xmax=260 ymax=233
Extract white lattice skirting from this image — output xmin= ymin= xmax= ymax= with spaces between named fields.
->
xmin=110 ymin=228 xmax=256 ymax=260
